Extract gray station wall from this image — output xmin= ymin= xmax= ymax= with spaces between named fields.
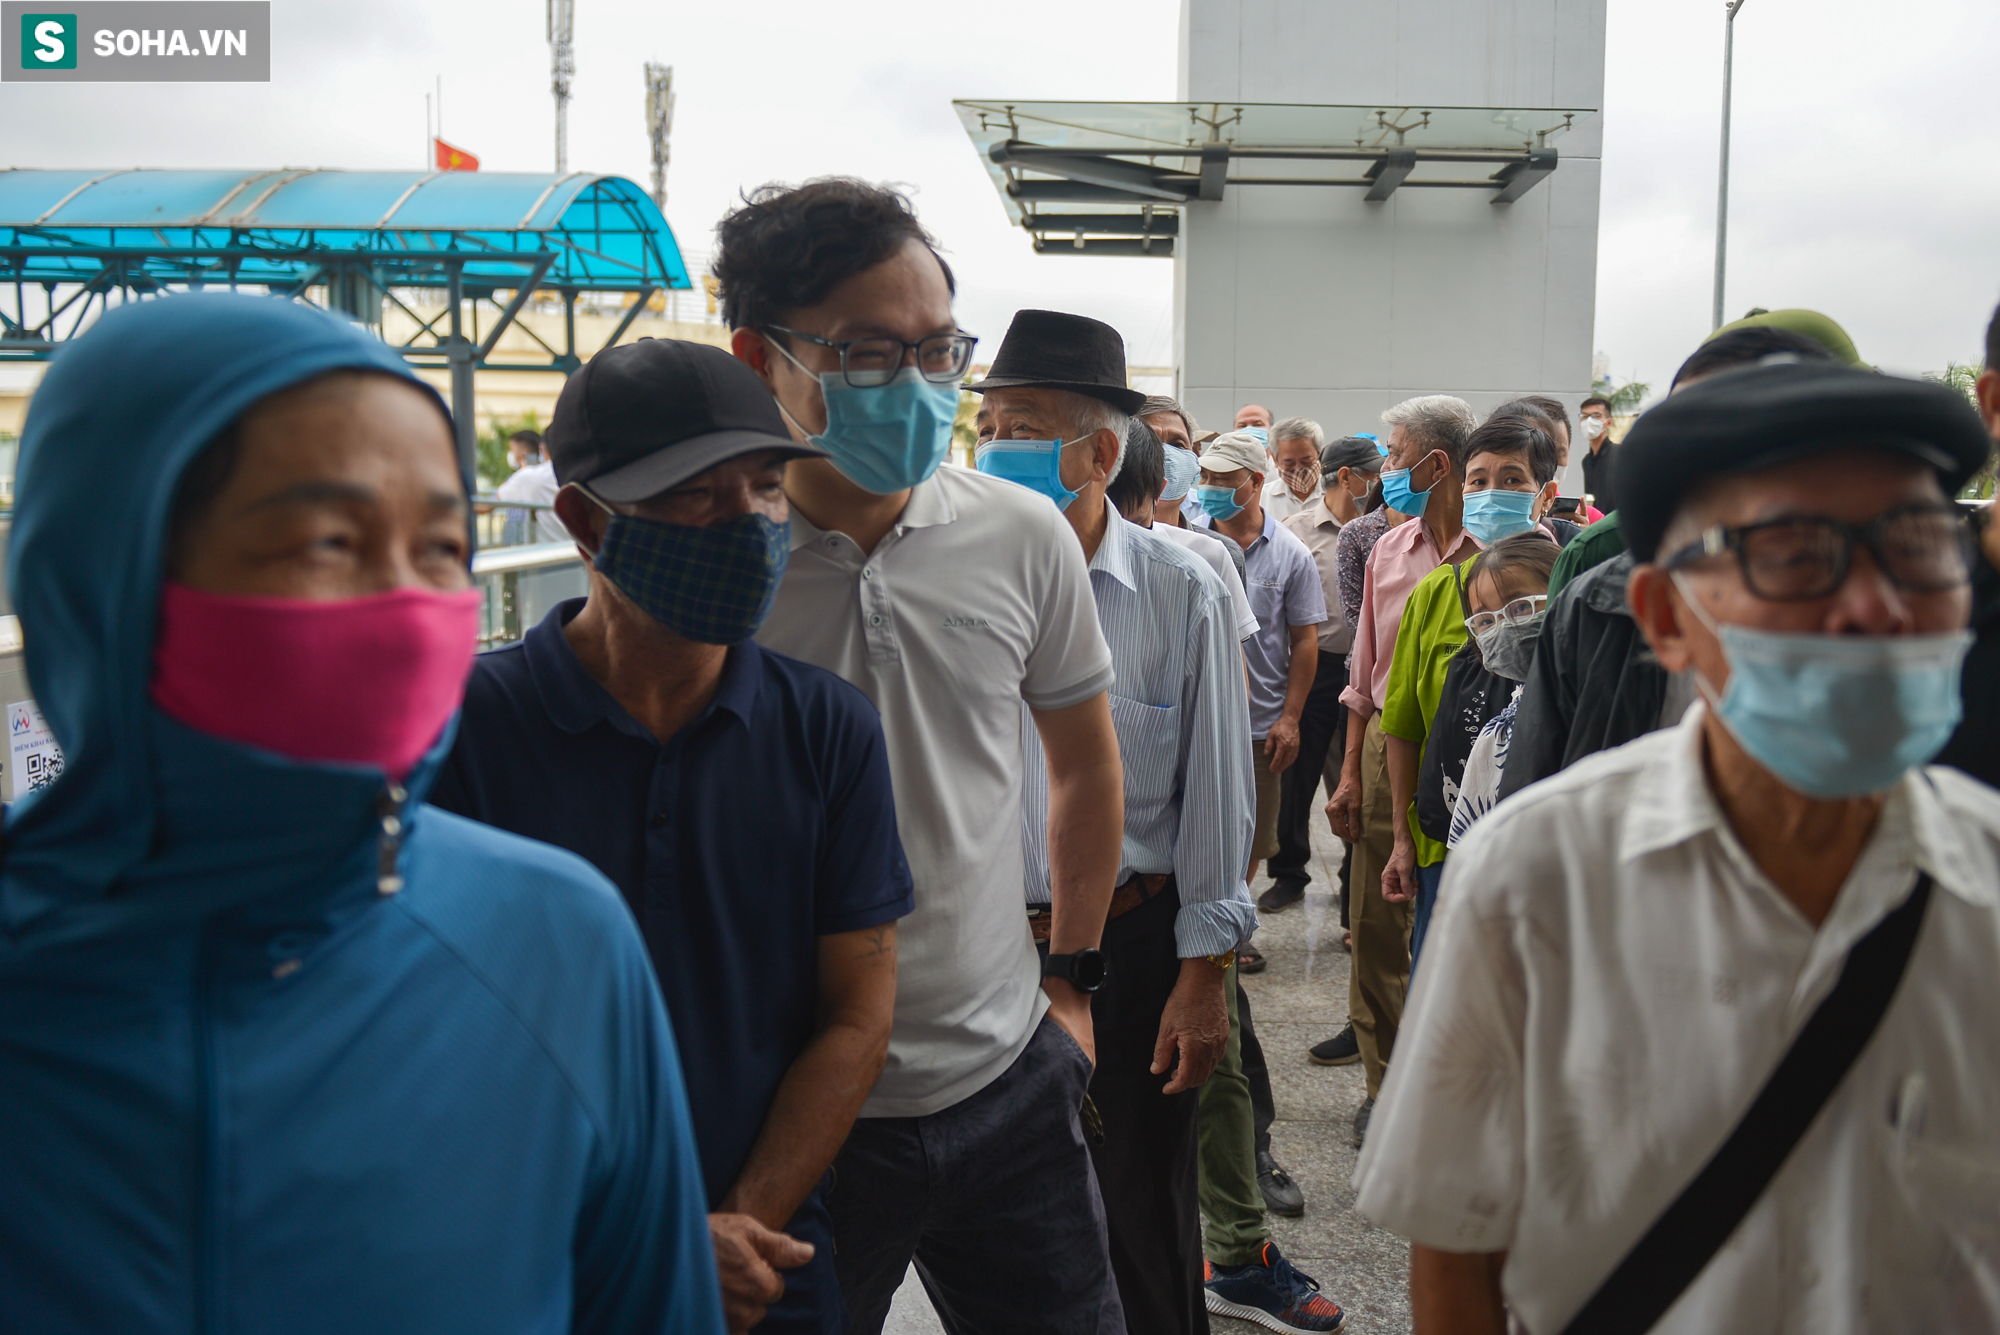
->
xmin=1176 ymin=0 xmax=1607 ymax=488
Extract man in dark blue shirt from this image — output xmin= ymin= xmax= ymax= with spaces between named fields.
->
xmin=433 ymin=338 xmax=914 ymax=1335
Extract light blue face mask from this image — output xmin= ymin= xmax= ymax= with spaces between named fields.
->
xmin=1195 ymin=483 xmax=1246 ymax=522
xmin=1159 ymin=445 xmax=1201 ymax=502
xmin=1460 ymin=487 xmax=1540 ymax=545
xmin=1378 ymin=452 xmax=1438 ymax=517
xmin=975 ymin=438 xmax=1080 ymax=511
xmin=771 ymin=342 xmax=958 ymax=495
xmin=1243 ymin=426 xmax=1269 ymax=450
xmin=1674 ymin=574 xmax=1973 ymax=798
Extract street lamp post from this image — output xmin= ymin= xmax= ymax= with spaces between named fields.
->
xmin=1712 ymin=0 xmax=1748 ymax=330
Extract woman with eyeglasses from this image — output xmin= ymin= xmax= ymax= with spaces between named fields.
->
xmin=1432 ymin=534 xmax=1564 ymax=851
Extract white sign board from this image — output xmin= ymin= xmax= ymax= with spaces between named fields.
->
xmin=8 ymin=700 xmax=64 ymax=800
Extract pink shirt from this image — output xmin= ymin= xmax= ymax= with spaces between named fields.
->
xmin=1340 ymin=517 xmax=1482 ymax=717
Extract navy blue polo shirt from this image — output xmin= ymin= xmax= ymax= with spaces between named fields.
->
xmin=432 ymin=600 xmax=912 ymax=1334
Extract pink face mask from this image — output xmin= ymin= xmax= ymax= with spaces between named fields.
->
xmin=152 ymin=582 xmax=481 ymax=780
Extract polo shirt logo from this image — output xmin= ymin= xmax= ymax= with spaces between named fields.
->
xmin=940 ymin=616 xmax=990 ymax=628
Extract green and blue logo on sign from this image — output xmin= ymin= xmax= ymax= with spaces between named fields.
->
xmin=20 ymin=12 xmax=76 ymax=67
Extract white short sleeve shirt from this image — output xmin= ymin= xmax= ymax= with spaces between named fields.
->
xmin=1353 ymin=705 xmax=2000 ymax=1335
xmin=757 ymin=466 xmax=1115 ymax=1118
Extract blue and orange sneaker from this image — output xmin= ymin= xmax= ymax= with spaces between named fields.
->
xmin=1204 ymin=1241 xmax=1346 ymax=1333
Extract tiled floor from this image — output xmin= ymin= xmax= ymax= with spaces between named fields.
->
xmin=886 ymin=818 xmax=1410 ymax=1334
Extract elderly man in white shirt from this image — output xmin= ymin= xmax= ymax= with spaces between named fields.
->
xmin=1261 ymin=417 xmax=1326 ymax=522
xmin=1355 ymin=360 xmax=2000 ymax=1335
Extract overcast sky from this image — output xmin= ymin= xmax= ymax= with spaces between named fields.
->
xmin=7 ymin=0 xmax=1997 ymax=406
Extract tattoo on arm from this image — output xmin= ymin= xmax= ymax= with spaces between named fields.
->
xmin=858 ymin=925 xmax=894 ymax=960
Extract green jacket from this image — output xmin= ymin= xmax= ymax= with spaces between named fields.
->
xmin=1548 ymin=510 xmax=1627 ymax=598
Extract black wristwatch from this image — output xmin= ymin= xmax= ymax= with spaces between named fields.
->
xmin=1042 ymin=947 xmax=1107 ymax=994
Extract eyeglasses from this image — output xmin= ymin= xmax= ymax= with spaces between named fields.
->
xmin=766 ymin=325 xmax=978 ymax=388
xmin=1660 ymin=503 xmax=1973 ymax=602
xmin=1466 ymin=595 xmax=1547 ymax=637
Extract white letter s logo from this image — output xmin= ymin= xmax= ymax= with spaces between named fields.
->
xmin=32 ymin=20 xmax=66 ymax=63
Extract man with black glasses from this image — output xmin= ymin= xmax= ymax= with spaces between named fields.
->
xmin=1357 ymin=361 xmax=2000 ymax=1335
xmin=721 ymin=180 xmax=1127 ymax=1334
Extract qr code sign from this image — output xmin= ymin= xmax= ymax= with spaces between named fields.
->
xmin=25 ymin=750 xmax=62 ymax=791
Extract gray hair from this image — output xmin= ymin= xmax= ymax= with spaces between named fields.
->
xmin=1058 ymin=390 xmax=1131 ymax=486
xmin=1137 ymin=393 xmax=1198 ymax=441
xmin=1381 ymin=394 xmax=1477 ymax=468
xmin=1270 ymin=416 xmax=1325 ymax=449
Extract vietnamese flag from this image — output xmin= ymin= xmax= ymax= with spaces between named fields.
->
xmin=434 ymin=138 xmax=480 ymax=172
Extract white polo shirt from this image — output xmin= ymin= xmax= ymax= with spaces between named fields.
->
xmin=758 ymin=466 xmax=1114 ymax=1118
xmin=1354 ymin=704 xmax=2000 ymax=1334
xmin=1147 ymin=521 xmax=1259 ymax=641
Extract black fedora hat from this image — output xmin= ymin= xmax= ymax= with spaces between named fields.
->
xmin=969 ymin=309 xmax=1146 ymax=414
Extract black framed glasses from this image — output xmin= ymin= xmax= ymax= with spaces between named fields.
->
xmin=1660 ymin=503 xmax=1974 ymax=602
xmin=766 ymin=325 xmax=977 ymax=388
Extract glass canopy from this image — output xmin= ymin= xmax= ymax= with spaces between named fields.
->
xmin=953 ymin=100 xmax=1597 ymax=248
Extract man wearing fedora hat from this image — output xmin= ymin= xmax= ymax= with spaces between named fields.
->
xmin=719 ymin=181 xmax=1128 ymax=1333
xmin=433 ymin=337 xmax=915 ymax=1335
xmin=971 ymin=309 xmax=1259 ymax=1335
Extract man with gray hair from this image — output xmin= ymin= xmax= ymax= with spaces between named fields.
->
xmin=974 ymin=312 xmax=1260 ymax=1335
xmin=1264 ymin=416 xmax=1327 ymax=522
xmin=1322 ymin=393 xmax=1477 ymax=1149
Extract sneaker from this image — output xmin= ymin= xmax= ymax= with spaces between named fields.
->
xmin=1308 ymin=1025 xmax=1361 ymax=1067
xmin=1256 ymin=881 xmax=1306 ymax=913
xmin=1257 ymin=1150 xmax=1305 ymax=1217
xmin=1204 ymin=1241 xmax=1346 ymax=1333
xmin=1352 ymin=1096 xmax=1374 ymax=1150
xmin=1238 ymin=946 xmax=1268 ymax=975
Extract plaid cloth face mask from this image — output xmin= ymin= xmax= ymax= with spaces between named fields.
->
xmin=593 ymin=510 xmax=792 ymax=645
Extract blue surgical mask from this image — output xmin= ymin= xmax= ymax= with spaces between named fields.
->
xmin=975 ymin=438 xmax=1080 ymax=510
xmin=1195 ymin=483 xmax=1246 ymax=522
xmin=1160 ymin=445 xmax=1201 ymax=502
xmin=1674 ymin=574 xmax=1973 ymax=798
xmin=771 ymin=341 xmax=958 ymax=495
xmin=1461 ymin=488 xmax=1540 ymax=545
xmin=1243 ymin=426 xmax=1269 ymax=450
xmin=1378 ymin=453 xmax=1437 ymax=517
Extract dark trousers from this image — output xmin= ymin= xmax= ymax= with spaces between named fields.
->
xmin=1236 ymin=978 xmax=1276 ymax=1157
xmin=831 ymin=1015 xmax=1124 ymax=1335
xmin=1268 ymin=652 xmax=1349 ymax=889
xmin=1061 ymin=886 xmax=1208 ymax=1335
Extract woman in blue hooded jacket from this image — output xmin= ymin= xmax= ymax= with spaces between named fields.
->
xmin=0 ymin=293 xmax=725 ymax=1335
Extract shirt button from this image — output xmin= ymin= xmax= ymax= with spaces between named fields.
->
xmin=649 ymin=812 xmax=669 ymax=829
xmin=869 ymin=614 xmax=885 ymax=627
xmin=861 ymin=568 xmax=875 ymax=580
xmin=824 ymin=536 xmax=839 ymax=549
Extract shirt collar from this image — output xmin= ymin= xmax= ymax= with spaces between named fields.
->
xmin=1303 ymin=497 xmax=1343 ymax=530
xmin=1088 ymin=495 xmax=1136 ymax=592
xmin=524 ymin=598 xmax=762 ymax=740
xmin=782 ymin=471 xmax=957 ymax=553
xmin=1620 ymin=702 xmax=1995 ymax=911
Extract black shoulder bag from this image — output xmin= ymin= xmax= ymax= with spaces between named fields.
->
xmin=1561 ymin=872 xmax=1934 ymax=1334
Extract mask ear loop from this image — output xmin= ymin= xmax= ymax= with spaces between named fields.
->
xmin=560 ymin=482 xmax=614 ymax=560
xmin=1669 ymin=570 xmax=1729 ymax=709
xmin=759 ymin=332 xmax=827 ymax=443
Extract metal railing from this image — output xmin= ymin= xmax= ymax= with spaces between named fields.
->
xmin=473 ymin=540 xmax=586 ymax=649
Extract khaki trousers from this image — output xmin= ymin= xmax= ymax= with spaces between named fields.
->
xmin=1348 ymin=712 xmax=1412 ymax=1099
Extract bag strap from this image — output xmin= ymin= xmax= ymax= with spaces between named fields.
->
xmin=1562 ymin=872 xmax=1934 ymax=1335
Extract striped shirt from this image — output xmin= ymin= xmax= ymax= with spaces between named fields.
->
xmin=1021 ymin=499 xmax=1258 ymax=957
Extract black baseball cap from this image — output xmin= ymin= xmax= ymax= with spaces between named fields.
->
xmin=1614 ymin=360 xmax=1992 ymax=563
xmin=546 ymin=338 xmax=826 ymax=503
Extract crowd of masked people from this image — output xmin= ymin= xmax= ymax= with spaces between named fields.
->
xmin=2 ymin=175 xmax=1996 ymax=1335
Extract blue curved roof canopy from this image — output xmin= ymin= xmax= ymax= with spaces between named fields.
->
xmin=0 ymin=167 xmax=691 ymax=292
